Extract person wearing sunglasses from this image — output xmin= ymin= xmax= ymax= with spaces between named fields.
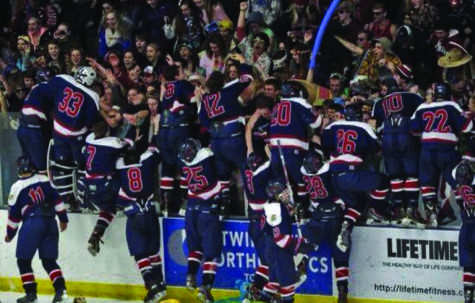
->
xmin=364 ymin=2 xmax=396 ymax=41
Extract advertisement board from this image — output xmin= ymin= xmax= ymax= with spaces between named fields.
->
xmin=162 ymin=217 xmax=333 ymax=295
xmin=350 ymin=226 xmax=463 ymax=302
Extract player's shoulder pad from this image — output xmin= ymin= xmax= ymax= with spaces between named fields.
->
xmin=317 ymin=162 xmax=330 ymax=174
xmin=264 ymin=202 xmax=282 ymax=227
xmin=285 ymin=97 xmax=312 ymax=109
xmin=185 ymin=147 xmax=213 ymax=166
xmin=253 ymin=160 xmax=271 ymax=176
xmin=87 ymin=134 xmax=129 ymax=148
xmin=8 ymin=175 xmax=49 ymax=206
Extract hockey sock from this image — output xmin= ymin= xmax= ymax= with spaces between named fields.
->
xmin=343 ymin=208 xmax=361 ymax=227
xmin=254 ymin=265 xmax=269 ymax=290
xmin=95 ymin=211 xmax=115 ymax=237
xmin=17 ymin=259 xmax=36 ymax=294
xmin=41 ymin=258 xmax=66 ymax=291
xmin=187 ymin=251 xmax=203 ymax=276
xmin=135 ymin=255 xmax=155 ymax=288
xmin=202 ymin=260 xmax=218 ymax=286
xmin=390 ymin=179 xmax=404 ymax=205
xmin=404 ymin=178 xmax=419 ymax=207
xmin=149 ymin=254 xmax=164 ymax=284
xmin=280 ymin=284 xmax=296 ymax=303
xmin=335 ymin=260 xmax=349 ymax=290
xmin=262 ymin=282 xmax=279 ymax=298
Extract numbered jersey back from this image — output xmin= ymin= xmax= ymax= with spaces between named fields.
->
xmin=49 ymin=75 xmax=100 ymax=137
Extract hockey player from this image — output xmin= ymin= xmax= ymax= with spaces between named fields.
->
xmin=260 ymin=180 xmax=315 ymax=303
xmin=178 ymin=138 xmax=224 ymax=303
xmin=17 ymin=67 xmax=56 ymax=174
xmin=47 ymin=66 xmax=101 ymax=210
xmin=452 ymin=160 xmax=475 ymax=303
xmin=299 ymin=151 xmax=352 ymax=303
xmin=157 ymin=65 xmax=196 ymax=216
xmin=116 ymin=146 xmax=166 ymax=303
xmin=198 ymin=68 xmax=253 ymax=215
xmin=268 ymin=80 xmax=322 ymax=197
xmin=4 ymin=157 xmax=69 ymax=303
xmin=371 ymin=82 xmax=424 ymax=226
xmin=82 ymin=120 xmax=132 ymax=256
xmin=240 ymin=152 xmax=274 ymax=302
xmin=322 ymin=102 xmax=391 ymax=225
xmin=410 ymin=82 xmax=472 ymax=227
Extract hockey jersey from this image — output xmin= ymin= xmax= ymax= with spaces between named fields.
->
xmin=159 ymin=80 xmax=196 ymax=127
xmin=264 ymin=202 xmax=303 ymax=253
xmin=372 ymin=92 xmax=423 ymax=150
xmin=20 ymin=82 xmax=53 ymax=127
xmin=199 ymin=79 xmax=251 ymax=138
xmin=322 ymin=120 xmax=380 ymax=171
xmin=48 ymin=74 xmax=101 ymax=137
xmin=6 ymin=174 xmax=68 ymax=239
xmin=268 ymin=97 xmax=322 ymax=151
xmin=410 ymin=100 xmax=472 ymax=149
xmin=241 ymin=160 xmax=273 ymax=212
xmin=116 ymin=146 xmax=160 ymax=216
xmin=83 ymin=133 xmax=131 ymax=177
xmin=180 ymin=148 xmax=221 ymax=205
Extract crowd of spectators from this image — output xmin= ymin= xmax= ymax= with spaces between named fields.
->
xmin=0 ymin=0 xmax=475 ymax=215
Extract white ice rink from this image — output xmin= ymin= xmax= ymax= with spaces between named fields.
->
xmin=0 ymin=292 xmax=142 ymax=303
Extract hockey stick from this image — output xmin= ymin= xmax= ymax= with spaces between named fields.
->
xmin=276 ymin=139 xmax=303 ymax=238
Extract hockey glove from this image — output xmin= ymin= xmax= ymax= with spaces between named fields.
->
xmin=296 ymin=237 xmax=316 ymax=254
xmin=336 ymin=221 xmax=352 ymax=253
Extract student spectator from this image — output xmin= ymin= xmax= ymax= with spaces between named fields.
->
xmin=403 ymin=0 xmax=440 ymax=39
xmin=66 ymin=47 xmax=85 ymax=76
xmin=237 ymin=7 xmax=275 ymax=56
xmin=15 ymin=35 xmax=35 ymax=73
xmin=27 ymin=16 xmax=50 ymax=53
xmin=193 ymin=0 xmax=230 ymax=25
xmin=199 ymin=33 xmax=228 ymax=78
xmin=145 ymin=43 xmax=168 ymax=78
xmin=98 ymin=11 xmax=133 ymax=59
xmin=171 ymin=0 xmax=206 ymax=51
xmin=364 ymin=2 xmax=397 ymax=41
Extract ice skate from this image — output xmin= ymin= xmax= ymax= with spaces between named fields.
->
xmin=197 ymin=284 xmax=214 ymax=303
xmin=144 ymin=283 xmax=166 ymax=303
xmin=51 ymin=288 xmax=69 ymax=303
xmin=17 ymin=293 xmax=37 ymax=303
xmin=87 ymin=232 xmax=103 ymax=256
xmin=366 ymin=208 xmax=390 ymax=226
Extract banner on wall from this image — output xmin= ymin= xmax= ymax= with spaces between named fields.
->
xmin=350 ymin=226 xmax=463 ymax=302
xmin=162 ymin=217 xmax=334 ymax=295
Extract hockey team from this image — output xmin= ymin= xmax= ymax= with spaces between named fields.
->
xmin=5 ymin=62 xmax=475 ymax=303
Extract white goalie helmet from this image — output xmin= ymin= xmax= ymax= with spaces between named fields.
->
xmin=75 ymin=66 xmax=96 ymax=87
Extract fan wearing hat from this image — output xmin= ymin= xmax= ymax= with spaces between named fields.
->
xmin=236 ymin=2 xmax=275 ymax=60
xmin=357 ymin=37 xmax=402 ymax=84
xmin=15 ymin=35 xmax=35 ymax=72
xmin=243 ymin=32 xmax=272 ymax=78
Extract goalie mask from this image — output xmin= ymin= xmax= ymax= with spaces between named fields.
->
xmin=75 ymin=66 xmax=96 ymax=87
xmin=178 ymin=138 xmax=201 ymax=163
xmin=455 ymin=160 xmax=475 ymax=186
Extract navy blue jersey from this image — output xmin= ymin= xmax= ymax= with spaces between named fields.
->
xmin=6 ymin=174 xmax=68 ymax=239
xmin=268 ymin=97 xmax=322 ymax=151
xmin=298 ymin=162 xmax=344 ymax=208
xmin=199 ymin=79 xmax=250 ymax=137
xmin=83 ymin=133 xmax=131 ymax=177
xmin=372 ymin=92 xmax=424 ymax=135
xmin=241 ymin=160 xmax=273 ymax=212
xmin=116 ymin=146 xmax=160 ymax=216
xmin=410 ymin=101 xmax=472 ymax=149
xmin=181 ymin=148 xmax=221 ymax=202
xmin=322 ymin=120 xmax=380 ymax=171
xmin=159 ymin=80 xmax=196 ymax=127
xmin=20 ymin=82 xmax=53 ymax=126
xmin=48 ymin=75 xmax=101 ymax=137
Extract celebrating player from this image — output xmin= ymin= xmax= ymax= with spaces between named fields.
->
xmin=5 ymin=157 xmax=69 ymax=303
xmin=116 ymin=146 xmax=166 ymax=303
xmin=178 ymin=138 xmax=224 ymax=303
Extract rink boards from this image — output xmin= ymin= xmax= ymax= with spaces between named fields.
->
xmin=0 ymin=211 xmax=463 ymax=302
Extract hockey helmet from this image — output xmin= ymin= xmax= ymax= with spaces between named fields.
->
xmin=124 ymin=147 xmax=141 ymax=165
xmin=280 ymin=81 xmax=309 ymax=99
xmin=246 ymin=152 xmax=266 ymax=171
xmin=35 ymin=67 xmax=56 ymax=83
xmin=344 ymin=102 xmax=363 ymax=121
xmin=383 ymin=77 xmax=400 ymax=95
xmin=16 ymin=156 xmax=36 ymax=176
xmin=303 ymin=151 xmax=323 ymax=174
xmin=455 ymin=160 xmax=475 ymax=186
xmin=266 ymin=179 xmax=286 ymax=199
xmin=75 ymin=66 xmax=96 ymax=87
xmin=433 ymin=82 xmax=451 ymax=100
xmin=178 ymin=138 xmax=201 ymax=163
